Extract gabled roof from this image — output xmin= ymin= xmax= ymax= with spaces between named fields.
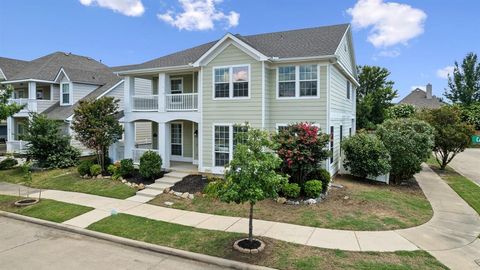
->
xmin=398 ymin=88 xmax=445 ymax=109
xmin=113 ymin=24 xmax=350 ymax=73
xmin=0 ymin=57 xmax=29 ymax=80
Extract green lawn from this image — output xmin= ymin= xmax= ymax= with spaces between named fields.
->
xmin=0 ymin=167 xmax=136 ymax=199
xmin=0 ymin=194 xmax=93 ymax=223
xmin=88 ymin=214 xmax=447 ymax=270
xmin=427 ymin=157 xmax=480 ymax=214
xmin=149 ymin=175 xmax=433 ymax=231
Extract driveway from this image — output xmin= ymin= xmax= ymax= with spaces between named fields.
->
xmin=448 ymin=148 xmax=480 ymax=186
xmin=0 ymin=217 xmax=228 ymax=270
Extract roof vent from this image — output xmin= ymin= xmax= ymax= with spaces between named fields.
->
xmin=64 ymin=52 xmax=71 ymax=56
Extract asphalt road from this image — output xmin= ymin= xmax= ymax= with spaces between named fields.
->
xmin=0 ymin=216 xmax=229 ymax=270
xmin=448 ymin=148 xmax=480 ymax=186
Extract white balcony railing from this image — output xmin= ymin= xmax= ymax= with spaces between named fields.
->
xmin=7 ymin=140 xmax=29 ymax=154
xmin=166 ymin=93 xmax=198 ymax=111
xmin=132 ymin=148 xmax=160 ymax=164
xmin=132 ymin=95 xmax=159 ymax=111
xmin=9 ymin=99 xmax=37 ymax=113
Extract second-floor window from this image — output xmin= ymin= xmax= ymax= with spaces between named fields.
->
xmin=214 ymin=65 xmax=249 ymax=99
xmin=278 ymin=64 xmax=318 ymax=98
xmin=61 ymin=83 xmax=70 ymax=105
xmin=171 ymin=78 xmax=183 ymax=94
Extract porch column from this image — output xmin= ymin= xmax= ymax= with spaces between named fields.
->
xmin=124 ymin=121 xmax=135 ymax=159
xmin=158 ymin=73 xmax=166 ymax=112
xmin=28 ymin=82 xmax=36 ymax=99
xmin=124 ymin=76 xmax=134 ymax=112
xmin=158 ymin=122 xmax=170 ymax=169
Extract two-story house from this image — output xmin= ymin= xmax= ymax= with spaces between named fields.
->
xmin=114 ymin=23 xmax=358 ymax=176
xmin=0 ymin=52 xmax=125 ymax=155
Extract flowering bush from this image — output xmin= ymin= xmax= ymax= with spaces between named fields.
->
xmin=274 ymin=122 xmax=330 ymax=185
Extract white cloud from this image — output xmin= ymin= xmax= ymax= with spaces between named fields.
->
xmin=157 ymin=0 xmax=240 ymax=31
xmin=79 ymin=0 xmax=145 ymax=17
xmin=377 ymin=49 xmax=400 ymax=58
xmin=347 ymin=0 xmax=426 ymax=48
xmin=436 ymin=66 xmax=454 ymax=79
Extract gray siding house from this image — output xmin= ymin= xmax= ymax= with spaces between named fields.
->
xmin=398 ymin=83 xmax=444 ymax=109
xmin=115 ymin=23 xmax=358 ymax=176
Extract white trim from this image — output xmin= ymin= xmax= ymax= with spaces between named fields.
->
xmin=193 ymin=33 xmax=268 ymax=67
xmin=60 ymin=82 xmax=72 ymax=106
xmin=115 ymin=65 xmax=193 ymax=76
xmin=333 ymin=25 xmax=358 ymax=78
xmin=1 ymin=79 xmax=57 ymax=84
xmin=212 ymin=123 xmax=232 ymax=170
xmin=212 ymin=64 xmax=251 ymax=100
xmin=170 ymin=77 xmax=184 ymax=94
xmin=170 ymin=121 xmax=183 ymax=158
xmin=0 ymin=68 xmax=6 ymax=80
xmin=276 ymin=64 xmax=320 ymax=99
xmin=333 ymin=61 xmax=360 ymax=87
xmin=96 ymin=80 xmax=125 ymax=99
xmin=271 ymin=55 xmax=336 ymax=63
xmin=53 ymin=68 xmax=71 ymax=82
xmin=275 ymin=123 xmax=288 ymax=132
xmin=198 ymin=68 xmax=203 ymax=170
xmin=261 ymin=61 xmax=265 ymax=129
xmin=170 ymin=156 xmax=193 ymax=162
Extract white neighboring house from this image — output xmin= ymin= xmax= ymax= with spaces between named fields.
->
xmin=0 ymin=52 xmax=125 ymax=155
xmin=113 ymin=23 xmax=358 ymax=176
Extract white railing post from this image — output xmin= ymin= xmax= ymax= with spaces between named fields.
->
xmin=124 ymin=76 xmax=134 ymax=113
xmin=124 ymin=122 xmax=135 ymax=159
xmin=158 ymin=73 xmax=166 ymax=112
xmin=165 ymin=93 xmax=198 ymax=111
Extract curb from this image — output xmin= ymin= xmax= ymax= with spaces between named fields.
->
xmin=0 ymin=211 xmax=274 ymax=270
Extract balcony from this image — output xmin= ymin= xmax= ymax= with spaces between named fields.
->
xmin=131 ymin=93 xmax=198 ymax=112
xmin=7 ymin=140 xmax=29 ymax=154
xmin=9 ymin=99 xmax=37 ymax=113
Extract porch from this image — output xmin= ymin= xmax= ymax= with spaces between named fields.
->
xmin=6 ymin=117 xmax=29 ymax=154
xmin=7 ymin=81 xmax=57 ymax=115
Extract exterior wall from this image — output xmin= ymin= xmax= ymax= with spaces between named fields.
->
xmin=105 ymin=81 xmax=125 ymax=110
xmin=266 ymin=62 xmax=329 ymax=132
xmin=72 ymin=83 xmax=98 ymax=103
xmin=135 ymin=122 xmax=152 ymax=146
xmin=201 ymin=44 xmax=263 ymax=170
xmin=335 ymin=31 xmax=355 ymax=77
xmin=134 ymin=78 xmax=153 ymax=95
xmin=168 ymin=74 xmax=195 ymax=93
xmin=181 ymin=120 xmax=193 ymax=158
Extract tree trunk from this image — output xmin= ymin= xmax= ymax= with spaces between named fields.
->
xmin=249 ymin=202 xmax=254 ymax=244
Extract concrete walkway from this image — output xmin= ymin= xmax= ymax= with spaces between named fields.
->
xmin=448 ymin=148 xmax=480 ymax=186
xmin=1 ymin=164 xmax=480 ymax=269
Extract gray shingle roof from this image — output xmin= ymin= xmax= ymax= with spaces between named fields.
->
xmin=398 ymin=88 xmax=445 ymax=109
xmin=112 ymin=24 xmax=349 ymax=72
xmin=0 ymin=57 xmax=29 ymax=80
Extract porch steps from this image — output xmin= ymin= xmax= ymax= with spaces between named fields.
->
xmin=126 ymin=170 xmax=189 ymax=202
xmin=147 ymin=182 xmax=172 ymax=191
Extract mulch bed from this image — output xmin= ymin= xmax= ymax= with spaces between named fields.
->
xmin=171 ymin=175 xmax=207 ymax=193
xmin=125 ymin=170 xmax=164 ymax=185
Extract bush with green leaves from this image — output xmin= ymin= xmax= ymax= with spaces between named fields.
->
xmin=304 ymin=180 xmax=323 ymax=198
xmin=282 ymin=183 xmax=301 ymax=198
xmin=458 ymin=103 xmax=480 ymax=130
xmin=107 ymin=164 xmax=117 ymax=175
xmin=78 ymin=160 xmax=93 ymax=176
xmin=90 ymin=164 xmax=102 ymax=176
xmin=23 ymin=114 xmax=80 ymax=168
xmin=420 ymin=106 xmax=475 ymax=170
xmin=139 ymin=151 xmax=163 ymax=180
xmin=308 ymin=168 xmax=331 ymax=192
xmin=341 ymin=133 xmax=391 ymax=179
xmin=376 ymin=118 xmax=434 ymax=183
xmin=386 ymin=104 xmax=416 ymax=119
xmin=0 ymin=158 xmax=18 ymax=170
xmin=118 ymin=159 xmax=135 ymax=178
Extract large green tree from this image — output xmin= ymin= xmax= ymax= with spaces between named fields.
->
xmin=356 ymin=65 xmax=398 ymax=129
xmin=72 ymin=97 xmax=123 ymax=171
xmin=444 ymin=52 xmax=480 ymax=105
xmin=0 ymin=84 xmax=24 ymax=121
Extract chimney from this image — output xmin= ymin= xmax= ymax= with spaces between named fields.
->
xmin=426 ymin=83 xmax=432 ymax=99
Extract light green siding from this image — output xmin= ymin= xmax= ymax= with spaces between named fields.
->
xmin=336 ymin=32 xmax=355 ymax=77
xmin=201 ymin=44 xmax=262 ymax=168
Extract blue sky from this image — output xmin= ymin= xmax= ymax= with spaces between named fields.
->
xmin=1 ymin=0 xmax=479 ymax=100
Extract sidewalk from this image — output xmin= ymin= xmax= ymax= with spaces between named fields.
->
xmin=1 ymin=164 xmax=480 ymax=269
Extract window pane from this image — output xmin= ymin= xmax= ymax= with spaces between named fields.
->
xmin=171 ymin=145 xmax=182 ymax=156
xmin=215 ymin=68 xmax=229 ymax=83
xmin=233 ymin=125 xmax=248 ymax=150
xmin=215 ymin=153 xmax=229 ymax=167
xmin=214 ymin=125 xmax=230 ymax=166
xmin=171 ymin=123 xmax=182 ymax=155
xmin=215 ymin=83 xmax=229 ymax=98
xmin=62 ymin=94 xmax=69 ymax=103
xmin=233 ymin=66 xmax=248 ymax=82
xmin=279 ymin=82 xmax=295 ymax=97
xmin=300 ymin=81 xmax=317 ymax=96
xmin=277 ymin=125 xmax=288 ymax=133
xmin=233 ymin=82 xmax=248 ymax=97
xmin=278 ymin=66 xmax=296 ymax=81
xmin=299 ymin=65 xmax=317 ymax=80
xmin=171 ymin=79 xmax=182 ymax=93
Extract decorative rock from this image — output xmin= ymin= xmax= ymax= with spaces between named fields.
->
xmin=121 ymin=179 xmax=127 ymax=183
xmin=188 ymin=194 xmax=194 ymax=200
xmin=304 ymin=198 xmax=317 ymax=205
xmin=164 ymin=187 xmax=170 ymax=193
xmin=169 ymin=190 xmax=175 ymax=194
xmin=164 ymin=201 xmax=174 ymax=206
xmin=276 ymin=197 xmax=287 ymax=204
xmin=104 ymin=175 xmax=111 ymax=179
xmin=83 ymin=175 xmax=89 ymax=179
xmin=138 ymin=183 xmax=145 ymax=190
xmin=181 ymin=192 xmax=189 ymax=199
xmin=331 ymin=183 xmax=344 ymax=189
xmin=174 ymin=192 xmax=182 ymax=197
xmin=343 ymin=196 xmax=349 ymax=200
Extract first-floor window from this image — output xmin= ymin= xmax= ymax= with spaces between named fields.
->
xmin=171 ymin=123 xmax=182 ymax=156
xmin=330 ymin=126 xmax=334 ymax=164
xmin=233 ymin=125 xmax=248 ymax=150
xmin=214 ymin=125 xmax=230 ymax=166
xmin=61 ymin=83 xmax=70 ymax=105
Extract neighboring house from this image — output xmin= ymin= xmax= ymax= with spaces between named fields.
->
xmin=398 ymin=83 xmax=444 ymax=109
xmin=114 ymin=23 xmax=358 ymax=176
xmin=0 ymin=52 xmax=125 ymax=155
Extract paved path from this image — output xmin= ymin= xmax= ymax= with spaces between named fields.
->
xmin=449 ymin=148 xmax=480 ymax=186
xmin=1 ymin=164 xmax=480 ymax=269
xmin=0 ymin=216 xmax=228 ymax=270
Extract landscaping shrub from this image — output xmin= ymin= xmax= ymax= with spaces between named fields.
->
xmin=139 ymin=151 xmax=162 ymax=180
xmin=385 ymin=104 xmax=416 ymax=119
xmin=376 ymin=118 xmax=434 ymax=183
xmin=274 ymin=122 xmax=330 ymax=185
xmin=308 ymin=168 xmax=331 ymax=192
xmin=107 ymin=164 xmax=117 ymax=175
xmin=458 ymin=102 xmax=480 ymax=130
xmin=282 ymin=183 xmax=301 ymax=198
xmin=304 ymin=180 xmax=323 ymax=198
xmin=45 ymin=147 xmax=80 ymax=169
xmin=0 ymin=158 xmax=18 ymax=170
xmin=341 ymin=133 xmax=391 ymax=178
xmin=118 ymin=159 xmax=135 ymax=178
xmin=78 ymin=160 xmax=93 ymax=176
xmin=90 ymin=164 xmax=102 ymax=176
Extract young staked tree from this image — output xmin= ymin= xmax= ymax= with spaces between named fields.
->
xmin=72 ymin=97 xmax=123 ymax=171
xmin=444 ymin=52 xmax=480 ymax=105
xmin=0 ymin=84 xmax=24 ymax=121
xmin=356 ymin=65 xmax=398 ymax=129
xmin=210 ymin=127 xmax=287 ymax=246
xmin=421 ymin=106 xmax=474 ymax=170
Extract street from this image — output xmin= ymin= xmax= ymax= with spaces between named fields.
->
xmin=0 ymin=216 xmax=228 ymax=270
xmin=449 ymin=148 xmax=480 ymax=186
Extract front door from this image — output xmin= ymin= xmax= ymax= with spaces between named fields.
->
xmin=170 ymin=122 xmax=182 ymax=160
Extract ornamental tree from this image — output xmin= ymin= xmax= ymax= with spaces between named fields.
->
xmin=420 ymin=106 xmax=474 ymax=170
xmin=72 ymin=97 xmax=123 ymax=171
xmin=208 ymin=127 xmax=287 ymax=246
xmin=274 ymin=123 xmax=330 ymax=185
xmin=458 ymin=102 xmax=480 ymax=130
xmin=385 ymin=104 xmax=416 ymax=119
xmin=0 ymin=84 xmax=24 ymax=121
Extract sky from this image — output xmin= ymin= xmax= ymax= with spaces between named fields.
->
xmin=1 ymin=0 xmax=479 ymax=101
